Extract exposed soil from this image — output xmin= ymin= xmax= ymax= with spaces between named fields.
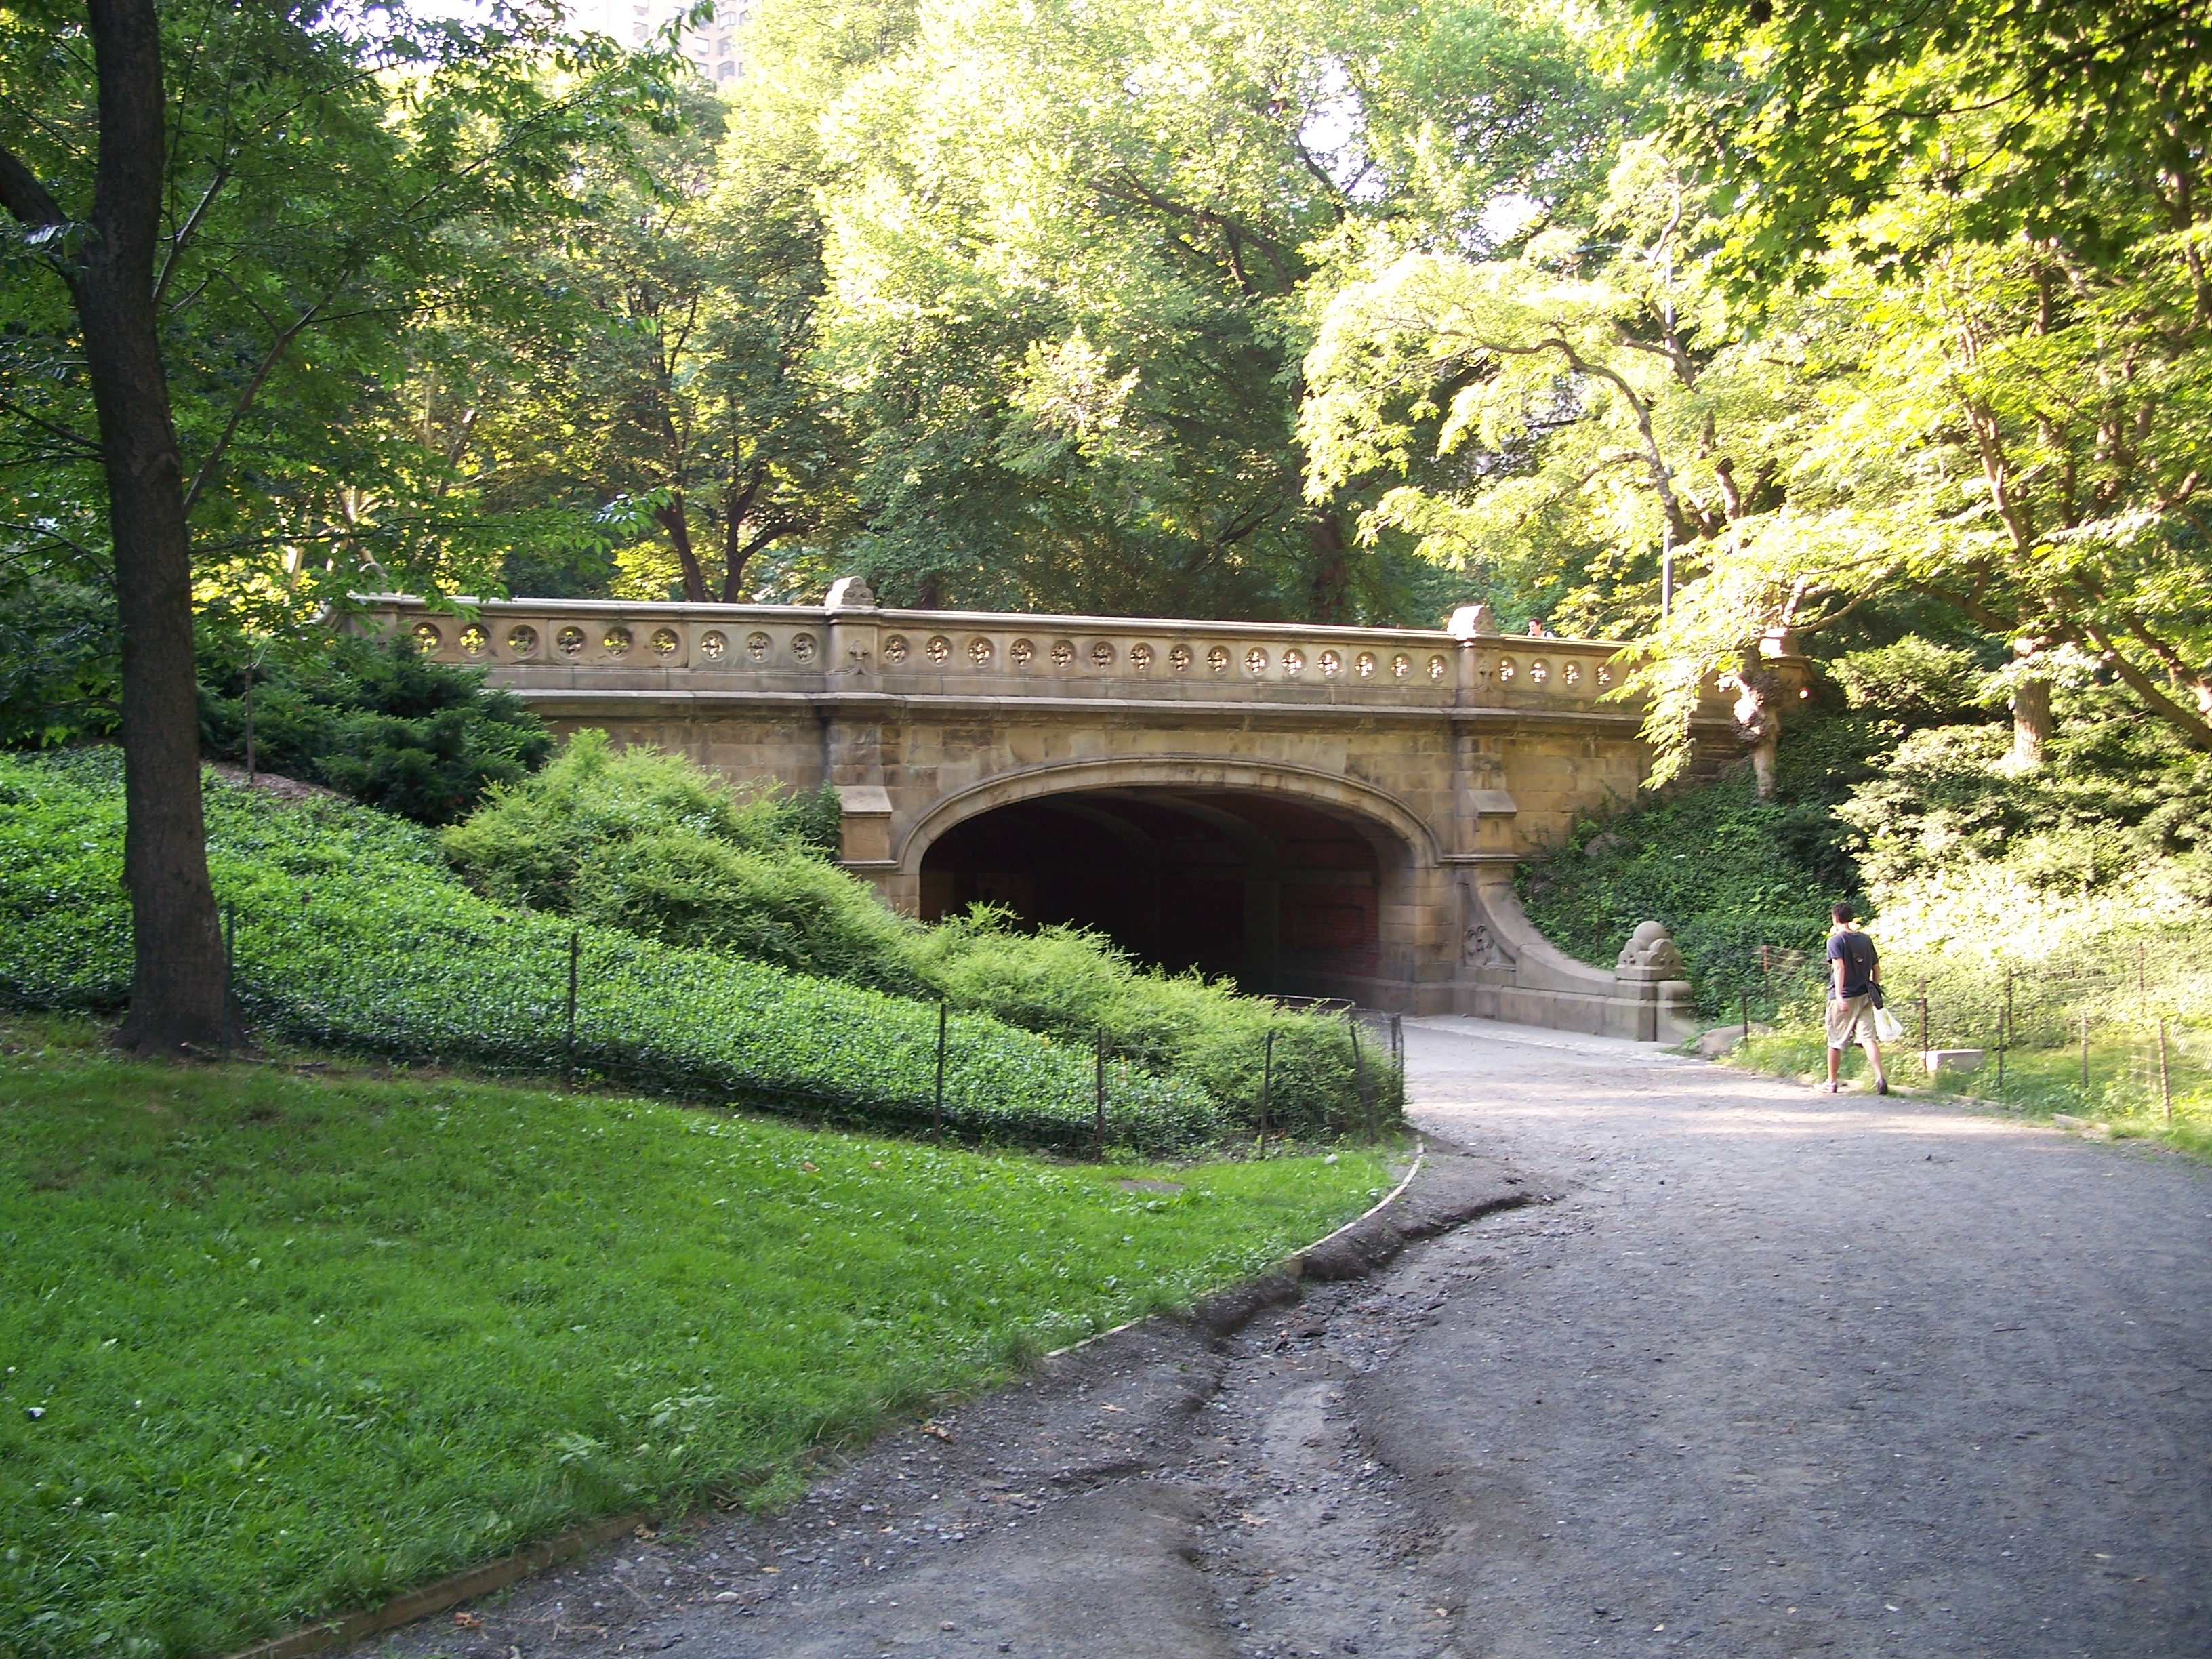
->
xmin=364 ymin=1018 xmax=2212 ymax=1659
xmin=205 ymin=762 xmax=344 ymax=803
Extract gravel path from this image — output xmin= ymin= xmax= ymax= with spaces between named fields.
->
xmin=373 ymin=1018 xmax=2212 ymax=1659
xmin=1385 ymin=1017 xmax=2212 ymax=1658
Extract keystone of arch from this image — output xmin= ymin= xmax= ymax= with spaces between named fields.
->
xmin=893 ymin=755 xmax=1442 ymax=875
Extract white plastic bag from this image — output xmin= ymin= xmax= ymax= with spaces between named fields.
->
xmin=1874 ymin=1004 xmax=1905 ymax=1044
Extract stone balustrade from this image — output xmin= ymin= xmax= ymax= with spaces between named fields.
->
xmin=357 ymin=592 xmax=1641 ymax=716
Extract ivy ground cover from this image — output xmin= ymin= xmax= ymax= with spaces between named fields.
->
xmin=0 ymin=750 xmax=1215 ymax=1153
xmin=0 ymin=1015 xmax=1391 ymax=1658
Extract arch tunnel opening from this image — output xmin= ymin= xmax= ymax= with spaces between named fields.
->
xmin=917 ymin=790 xmax=1395 ymax=1000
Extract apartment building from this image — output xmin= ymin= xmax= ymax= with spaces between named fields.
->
xmin=567 ymin=0 xmax=752 ymax=82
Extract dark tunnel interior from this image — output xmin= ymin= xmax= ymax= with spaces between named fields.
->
xmin=918 ymin=790 xmax=1387 ymax=996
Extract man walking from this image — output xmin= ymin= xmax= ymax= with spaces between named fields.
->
xmin=1825 ymin=901 xmax=1887 ymax=1094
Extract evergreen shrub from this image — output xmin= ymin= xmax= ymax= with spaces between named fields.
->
xmin=197 ymin=634 xmax=552 ymax=824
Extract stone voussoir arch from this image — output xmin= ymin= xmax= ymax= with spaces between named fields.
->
xmin=894 ymin=754 xmax=1443 ymax=877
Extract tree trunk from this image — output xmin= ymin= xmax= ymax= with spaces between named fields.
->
xmin=720 ymin=498 xmax=750 ymax=605
xmin=1307 ymin=510 xmax=1351 ymax=623
xmin=79 ymin=0 xmax=226 ymax=1055
xmin=2009 ymin=676 xmax=2053 ymax=767
xmin=654 ymin=492 xmax=708 ymax=603
xmin=1732 ymin=665 xmax=1783 ymax=801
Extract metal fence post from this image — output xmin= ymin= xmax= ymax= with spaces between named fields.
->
xmin=220 ymin=902 xmax=237 ymax=1058
xmin=934 ymin=999 xmax=947 ymax=1144
xmin=1740 ymin=989 xmax=1749 ymax=1043
xmin=565 ymin=930 xmax=580 ymax=1094
xmin=1997 ymin=966 xmax=2010 ymax=1089
xmin=1094 ymin=1028 xmax=1107 ymax=1158
xmin=2157 ymin=1017 xmax=2173 ymax=1124
xmin=1257 ymin=1023 xmax=1275 ymax=1158
xmin=1349 ymin=1015 xmax=1372 ymax=1143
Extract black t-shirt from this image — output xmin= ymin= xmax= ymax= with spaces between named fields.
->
xmin=1827 ymin=928 xmax=1877 ymax=998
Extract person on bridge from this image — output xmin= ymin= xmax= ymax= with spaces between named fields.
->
xmin=1824 ymin=901 xmax=1888 ymax=1094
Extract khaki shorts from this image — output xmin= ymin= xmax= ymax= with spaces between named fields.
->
xmin=1827 ymin=993 xmax=1879 ymax=1050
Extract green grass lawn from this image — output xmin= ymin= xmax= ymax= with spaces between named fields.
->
xmin=1730 ymin=1025 xmax=2212 ymax=1160
xmin=0 ymin=1016 xmax=1393 ymax=1659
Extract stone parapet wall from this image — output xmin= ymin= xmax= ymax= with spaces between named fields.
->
xmin=359 ymin=593 xmax=1644 ymax=719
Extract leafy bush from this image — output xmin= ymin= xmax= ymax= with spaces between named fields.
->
xmin=1522 ymin=688 xmax=2212 ymax=1025
xmin=445 ymin=736 xmax=1403 ymax=1136
xmin=0 ymin=750 xmax=1218 ymax=1153
xmin=1826 ymin=637 xmax=1986 ymax=724
xmin=446 ymin=733 xmax=910 ymax=989
xmin=1837 ymin=691 xmax=2212 ymax=895
xmin=198 ymin=634 xmax=552 ymax=824
xmin=1516 ymin=712 xmax=1899 ymax=1015
xmin=0 ymin=566 xmax=115 ymax=748
xmin=1521 ymin=773 xmax=1845 ymax=1017
xmin=909 ymin=909 xmax=1401 ymax=1138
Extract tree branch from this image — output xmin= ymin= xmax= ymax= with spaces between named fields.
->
xmin=2079 ymin=619 xmax=2212 ymax=750
xmin=153 ymin=160 xmax=233 ymax=310
xmin=1288 ymin=135 xmax=1347 ymax=225
xmin=180 ymin=295 xmax=330 ymax=517
xmin=0 ymin=391 xmax=102 ymax=457
xmin=0 ymin=144 xmax=66 ymax=227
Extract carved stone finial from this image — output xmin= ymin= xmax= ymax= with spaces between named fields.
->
xmin=825 ymin=575 xmax=876 ymax=611
xmin=1615 ymin=920 xmax=1687 ymax=978
xmin=1446 ymin=603 xmax=1496 ymax=640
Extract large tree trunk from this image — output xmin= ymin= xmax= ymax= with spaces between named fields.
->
xmin=2009 ymin=676 xmax=2053 ymax=767
xmin=80 ymin=0 xmax=226 ymax=1054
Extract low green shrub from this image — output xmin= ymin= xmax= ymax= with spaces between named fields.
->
xmin=1519 ymin=758 xmax=1856 ymax=1017
xmin=1827 ymin=638 xmax=1987 ymax=724
xmin=909 ymin=909 xmax=1402 ymax=1138
xmin=445 ymin=732 xmax=912 ymax=990
xmin=443 ymin=736 xmax=1403 ymax=1136
xmin=198 ymin=634 xmax=552 ymax=824
xmin=0 ymin=750 xmax=1216 ymax=1153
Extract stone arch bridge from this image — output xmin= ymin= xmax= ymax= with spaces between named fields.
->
xmin=368 ymin=587 xmax=1733 ymax=1040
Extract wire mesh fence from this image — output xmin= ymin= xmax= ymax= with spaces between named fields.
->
xmin=192 ymin=912 xmax=1411 ymax=1160
xmin=1742 ymin=935 xmax=2211 ymax=1121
